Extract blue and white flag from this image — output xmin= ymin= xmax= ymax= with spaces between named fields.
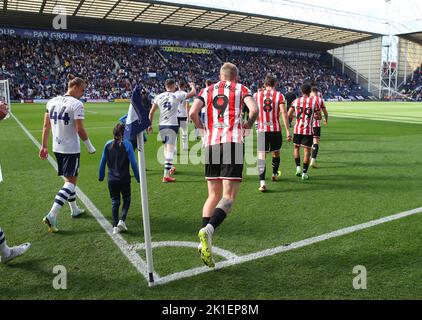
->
xmin=123 ymin=87 xmax=155 ymax=283
xmin=124 ymin=86 xmax=151 ymax=141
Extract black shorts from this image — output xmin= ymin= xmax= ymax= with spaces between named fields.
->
xmin=159 ymin=125 xmax=179 ymax=145
xmin=257 ymin=131 xmax=282 ymax=153
xmin=293 ymin=134 xmax=313 ymax=148
xmin=177 ymin=117 xmax=188 ymax=127
xmin=313 ymin=127 xmax=321 ymax=138
xmin=55 ymin=153 xmax=80 ymax=177
xmin=205 ymin=143 xmax=244 ymax=181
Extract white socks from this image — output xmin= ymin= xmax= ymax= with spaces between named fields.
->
xmin=0 ymin=228 xmax=11 ymax=258
xmin=49 ymin=182 xmax=76 ymax=218
xmin=164 ymin=159 xmax=173 ymax=178
xmin=180 ymin=121 xmax=188 ymax=151
xmin=68 ymin=191 xmax=78 ymax=212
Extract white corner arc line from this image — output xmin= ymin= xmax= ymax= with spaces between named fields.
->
xmin=11 ymin=113 xmax=159 ymax=281
xmin=132 ymin=241 xmax=239 ymax=260
xmin=154 ymin=207 xmax=422 ymax=286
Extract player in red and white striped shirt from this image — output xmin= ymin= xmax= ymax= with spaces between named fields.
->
xmin=254 ymin=75 xmax=291 ymax=192
xmin=310 ymin=87 xmax=329 ymax=168
xmin=288 ymin=83 xmax=322 ymax=180
xmin=195 ymin=82 xmax=252 ymax=147
xmin=190 ymin=63 xmax=258 ymax=268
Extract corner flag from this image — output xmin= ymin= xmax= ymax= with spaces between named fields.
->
xmin=125 ymin=86 xmax=155 ymax=286
xmin=124 ymin=86 xmax=151 ymax=141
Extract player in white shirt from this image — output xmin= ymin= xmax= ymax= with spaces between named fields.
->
xmin=0 ymin=103 xmax=31 ymax=263
xmin=194 ymin=79 xmax=213 ymax=145
xmin=39 ymin=74 xmax=96 ymax=233
xmin=148 ymin=79 xmax=196 ymax=183
xmin=175 ymin=80 xmax=192 ymax=153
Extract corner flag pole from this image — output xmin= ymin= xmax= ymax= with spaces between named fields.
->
xmin=136 ymin=132 xmax=155 ymax=286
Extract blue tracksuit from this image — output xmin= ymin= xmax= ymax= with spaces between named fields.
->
xmin=99 ymin=140 xmax=140 ymax=227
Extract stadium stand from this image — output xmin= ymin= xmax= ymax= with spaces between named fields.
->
xmin=215 ymin=49 xmax=371 ymax=99
xmin=401 ymin=66 xmax=422 ymax=101
xmin=159 ymin=48 xmax=221 ymax=84
xmin=0 ymin=35 xmax=170 ymax=100
xmin=1 ymin=34 xmax=372 ymax=101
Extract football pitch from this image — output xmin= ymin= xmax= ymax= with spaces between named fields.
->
xmin=1 ymin=101 xmax=422 ymax=300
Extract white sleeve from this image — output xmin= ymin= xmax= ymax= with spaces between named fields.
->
xmin=46 ymin=100 xmax=51 ymax=113
xmin=74 ymin=102 xmax=85 ymax=120
xmin=153 ymin=95 xmax=162 ymax=106
xmin=176 ymin=91 xmax=187 ymax=102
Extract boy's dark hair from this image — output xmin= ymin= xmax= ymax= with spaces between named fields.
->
xmin=311 ymin=86 xmax=319 ymax=93
xmin=301 ymin=83 xmax=312 ymax=96
xmin=112 ymin=123 xmax=125 ymax=148
xmin=264 ymin=75 xmax=276 ymax=88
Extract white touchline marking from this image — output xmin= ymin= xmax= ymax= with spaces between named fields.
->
xmin=153 ymin=207 xmax=422 ymax=286
xmin=11 ymin=113 xmax=159 ymax=281
xmin=132 ymin=241 xmax=239 ymax=260
xmin=84 ymin=110 xmax=98 ymax=114
xmin=331 ymin=113 xmax=422 ymax=125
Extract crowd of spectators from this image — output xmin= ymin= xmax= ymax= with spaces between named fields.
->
xmin=159 ymin=50 xmax=220 ymax=86
xmin=1 ymin=34 xmax=374 ymax=101
xmin=0 ymin=35 xmax=170 ymax=100
xmin=215 ymin=49 xmax=370 ymax=99
xmin=401 ymin=66 xmax=422 ymax=101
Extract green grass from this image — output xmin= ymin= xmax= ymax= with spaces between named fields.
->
xmin=1 ymin=101 xmax=422 ymax=299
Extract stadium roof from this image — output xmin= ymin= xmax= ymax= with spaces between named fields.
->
xmin=160 ymin=0 xmax=422 ymax=35
xmin=400 ymin=32 xmax=422 ymax=46
xmin=1 ymin=0 xmax=379 ymax=48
